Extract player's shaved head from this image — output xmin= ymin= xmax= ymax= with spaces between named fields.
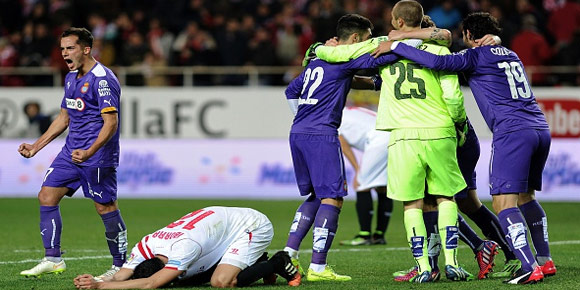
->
xmin=462 ymin=12 xmax=502 ymax=40
xmin=393 ymin=0 xmax=424 ymax=28
xmin=336 ymin=14 xmax=373 ymax=41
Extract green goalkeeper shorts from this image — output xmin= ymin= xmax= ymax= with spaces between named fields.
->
xmin=386 ymin=128 xmax=466 ymax=202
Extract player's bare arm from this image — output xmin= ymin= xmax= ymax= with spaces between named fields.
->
xmin=388 ymin=27 xmax=452 ymax=47
xmin=74 ymin=268 xmax=182 ymax=289
xmin=339 ymin=135 xmax=360 ymax=190
xmin=18 ymin=108 xmax=70 ymax=158
xmin=370 ymin=40 xmax=395 ymax=57
xmin=72 ymin=112 xmax=118 ymax=164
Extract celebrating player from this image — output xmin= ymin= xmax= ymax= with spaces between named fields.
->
xmin=337 ymin=106 xmax=393 ymax=246
xmin=19 ymin=27 xmax=127 ymax=279
xmin=73 ymin=206 xmax=300 ymax=289
xmin=382 ymin=12 xmax=555 ymax=285
xmin=283 ymin=14 xmax=413 ymax=282
xmin=314 ymin=0 xmax=473 ymax=283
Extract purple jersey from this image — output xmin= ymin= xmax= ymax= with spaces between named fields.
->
xmin=285 ymin=53 xmax=398 ymax=135
xmin=60 ymin=62 xmax=120 ymax=167
xmin=392 ymin=44 xmax=550 ymax=135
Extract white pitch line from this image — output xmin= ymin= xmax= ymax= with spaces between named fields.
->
xmin=4 ymin=240 xmax=580 ymax=265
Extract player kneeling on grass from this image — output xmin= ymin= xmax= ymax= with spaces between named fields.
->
xmin=73 ymin=207 xmax=300 ymax=289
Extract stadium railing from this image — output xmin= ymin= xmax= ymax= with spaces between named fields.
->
xmin=0 ymin=65 xmax=579 ymax=87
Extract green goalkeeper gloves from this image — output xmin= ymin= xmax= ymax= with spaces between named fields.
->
xmin=455 ymin=121 xmax=468 ymax=147
xmin=302 ymin=42 xmax=323 ymax=67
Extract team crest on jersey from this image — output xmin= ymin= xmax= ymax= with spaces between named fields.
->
xmin=98 ymin=80 xmax=111 ymax=97
xmin=66 ymin=97 xmax=86 ymax=111
xmin=80 ymin=82 xmax=89 ymax=94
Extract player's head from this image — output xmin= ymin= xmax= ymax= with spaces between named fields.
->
xmin=336 ymin=14 xmax=373 ymax=44
xmin=130 ymin=258 xmax=166 ymax=279
xmin=461 ymin=12 xmax=501 ymax=47
xmin=420 ymin=15 xmax=436 ymax=28
xmin=392 ymin=0 xmax=424 ymax=30
xmin=60 ymin=27 xmax=94 ymax=71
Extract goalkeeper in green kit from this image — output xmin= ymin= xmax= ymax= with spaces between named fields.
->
xmin=312 ymin=0 xmax=471 ymax=283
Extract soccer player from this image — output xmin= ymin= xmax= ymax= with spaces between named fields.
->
xmin=18 ymin=27 xmax=127 ymax=279
xmin=387 ymin=16 xmax=520 ymax=281
xmin=73 ymin=206 xmax=300 ymax=289
xmin=383 ymin=12 xmax=555 ymax=285
xmin=283 ymin=14 xmax=412 ymax=282
xmin=314 ymin=1 xmax=472 ymax=283
xmin=337 ymin=106 xmax=393 ymax=246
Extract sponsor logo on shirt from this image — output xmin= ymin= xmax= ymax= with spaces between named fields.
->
xmin=81 ymin=82 xmax=89 ymax=94
xmin=66 ymin=98 xmax=86 ymax=111
xmin=229 ymin=248 xmax=239 ymax=255
xmin=98 ymin=80 xmax=111 ymax=97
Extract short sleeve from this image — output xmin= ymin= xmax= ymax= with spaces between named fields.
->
xmin=95 ymin=77 xmax=120 ymax=114
xmin=166 ymin=239 xmax=202 ymax=271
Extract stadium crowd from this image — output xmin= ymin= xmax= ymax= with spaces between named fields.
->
xmin=0 ymin=0 xmax=579 ymax=86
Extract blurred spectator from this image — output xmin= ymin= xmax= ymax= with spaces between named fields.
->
xmin=0 ymin=0 xmax=577 ymax=87
xmin=428 ymin=0 xmax=463 ymax=29
xmin=554 ymin=29 xmax=580 ymax=84
xmin=21 ymin=101 xmax=51 ymax=138
xmin=548 ymin=0 xmax=580 ymax=46
xmin=489 ymin=5 xmax=518 ymax=48
xmin=511 ymin=15 xmax=553 ymax=84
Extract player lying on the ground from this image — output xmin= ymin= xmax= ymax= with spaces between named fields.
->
xmin=73 ymin=207 xmax=300 ymax=289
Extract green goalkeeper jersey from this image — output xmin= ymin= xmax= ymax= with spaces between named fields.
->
xmin=316 ymin=38 xmax=466 ymax=136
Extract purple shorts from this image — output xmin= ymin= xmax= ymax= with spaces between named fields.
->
xmin=455 ymin=122 xmax=480 ymax=199
xmin=490 ymin=129 xmax=551 ymax=195
xmin=289 ymin=133 xmax=348 ymax=199
xmin=42 ymin=153 xmax=118 ymax=204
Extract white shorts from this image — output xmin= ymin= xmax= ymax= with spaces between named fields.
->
xmin=357 ymin=131 xmax=389 ymax=191
xmin=219 ymin=212 xmax=274 ymax=270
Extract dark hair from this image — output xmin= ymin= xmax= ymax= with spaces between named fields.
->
xmin=61 ymin=27 xmax=94 ymax=48
xmin=130 ymin=258 xmax=165 ymax=279
xmin=336 ymin=14 xmax=373 ymax=41
xmin=420 ymin=15 xmax=436 ymax=28
xmin=461 ymin=12 xmax=502 ymax=40
xmin=393 ymin=0 xmax=424 ymax=28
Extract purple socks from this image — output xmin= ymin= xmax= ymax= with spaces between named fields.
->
xmin=40 ymin=206 xmax=62 ymax=257
xmin=311 ymin=204 xmax=340 ymax=265
xmin=519 ymin=200 xmax=551 ymax=260
xmin=498 ymin=207 xmax=537 ymax=272
xmin=286 ymin=196 xmax=321 ymax=251
xmin=101 ymin=210 xmax=128 ymax=267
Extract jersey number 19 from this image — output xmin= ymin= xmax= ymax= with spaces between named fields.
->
xmin=498 ymin=61 xmax=531 ymax=99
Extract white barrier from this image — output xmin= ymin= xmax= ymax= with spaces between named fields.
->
xmin=1 ymin=139 xmax=579 ymax=200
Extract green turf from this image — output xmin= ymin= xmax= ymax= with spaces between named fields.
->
xmin=1 ymin=198 xmax=578 ymax=289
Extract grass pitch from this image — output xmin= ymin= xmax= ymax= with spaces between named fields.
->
xmin=1 ymin=198 xmax=579 ymax=289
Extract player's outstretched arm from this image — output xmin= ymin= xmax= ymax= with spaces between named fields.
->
xmin=316 ymin=36 xmax=388 ymax=63
xmin=72 ymin=112 xmax=118 ymax=163
xmin=74 ymin=268 xmax=183 ymax=289
xmin=389 ymin=41 xmax=476 ymax=72
xmin=388 ymin=28 xmax=452 ymax=47
xmin=18 ymin=108 xmax=69 ymax=158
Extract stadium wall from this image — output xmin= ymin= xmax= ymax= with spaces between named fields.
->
xmin=0 ymin=87 xmax=579 ymax=200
